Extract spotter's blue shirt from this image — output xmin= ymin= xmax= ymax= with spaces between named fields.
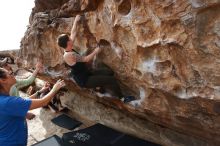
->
xmin=0 ymin=94 xmax=31 ymax=146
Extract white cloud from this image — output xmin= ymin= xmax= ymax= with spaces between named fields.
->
xmin=0 ymin=0 xmax=34 ymax=50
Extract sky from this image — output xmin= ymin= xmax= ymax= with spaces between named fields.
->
xmin=0 ymin=0 xmax=35 ymax=51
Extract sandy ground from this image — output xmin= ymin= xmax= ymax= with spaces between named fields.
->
xmin=27 ymin=108 xmax=69 ymax=145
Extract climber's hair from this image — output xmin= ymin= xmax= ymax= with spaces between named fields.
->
xmin=57 ymin=34 xmax=69 ymax=49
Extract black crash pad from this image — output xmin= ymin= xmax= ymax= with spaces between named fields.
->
xmin=109 ymin=134 xmax=161 ymax=146
xmin=62 ymin=123 xmax=123 ymax=146
xmin=62 ymin=123 xmax=161 ymax=146
xmin=32 ymin=135 xmax=63 ymax=146
xmin=51 ymin=114 xmax=82 ymax=130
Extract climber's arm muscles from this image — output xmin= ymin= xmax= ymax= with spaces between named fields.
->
xmin=70 ymin=21 xmax=78 ymax=42
xmin=70 ymin=15 xmax=80 ymax=42
xmin=71 ymin=52 xmax=97 ymax=63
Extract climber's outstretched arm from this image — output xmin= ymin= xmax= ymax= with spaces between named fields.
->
xmin=70 ymin=15 xmax=81 ymax=43
xmin=65 ymin=46 xmax=100 ymax=65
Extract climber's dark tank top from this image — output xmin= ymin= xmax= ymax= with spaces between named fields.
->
xmin=66 ymin=50 xmax=91 ymax=87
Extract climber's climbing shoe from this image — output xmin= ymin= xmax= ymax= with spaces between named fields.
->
xmin=121 ymin=96 xmax=136 ymax=103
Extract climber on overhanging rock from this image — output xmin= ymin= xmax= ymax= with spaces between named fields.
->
xmin=0 ymin=68 xmax=66 ymax=146
xmin=57 ymin=14 xmax=135 ymax=103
